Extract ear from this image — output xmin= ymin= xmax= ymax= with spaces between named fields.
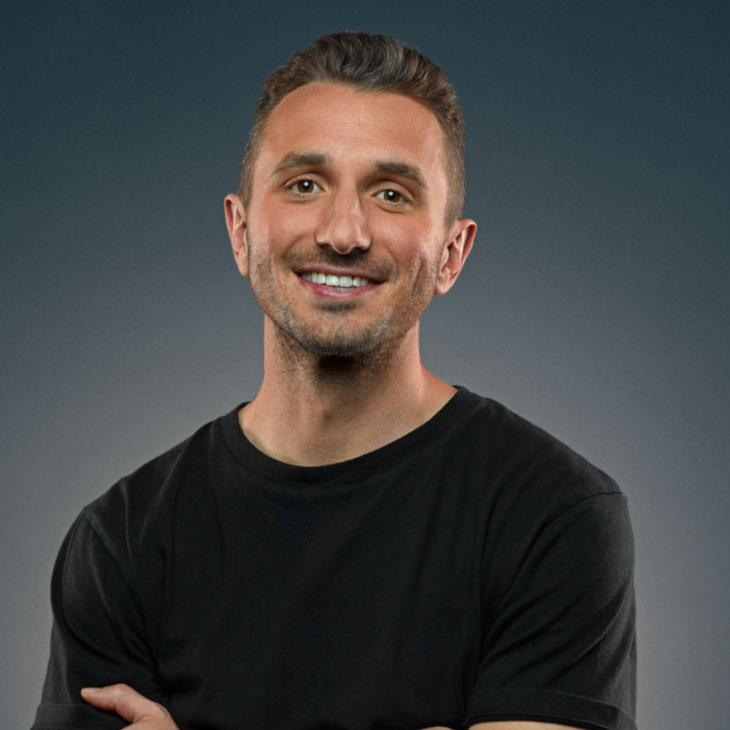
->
xmin=224 ymin=193 xmax=249 ymax=278
xmin=434 ymin=218 xmax=477 ymax=296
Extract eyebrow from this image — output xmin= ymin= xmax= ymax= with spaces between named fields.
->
xmin=270 ymin=152 xmax=331 ymax=179
xmin=373 ymin=161 xmax=428 ymax=192
xmin=269 ymin=151 xmax=429 ymax=192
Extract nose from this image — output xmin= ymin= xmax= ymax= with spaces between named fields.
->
xmin=314 ymin=187 xmax=372 ymax=255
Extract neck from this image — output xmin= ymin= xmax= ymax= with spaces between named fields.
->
xmin=240 ymin=321 xmax=455 ymax=466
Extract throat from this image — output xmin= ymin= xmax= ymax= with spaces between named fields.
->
xmin=242 ymin=371 xmax=454 ymax=468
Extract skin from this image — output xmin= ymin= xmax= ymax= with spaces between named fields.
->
xmin=82 ymin=84 xmax=581 ymax=730
xmin=225 ymin=83 xmax=476 ymax=466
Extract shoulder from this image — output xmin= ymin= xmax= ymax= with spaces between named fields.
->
xmin=448 ymin=387 xmax=625 ymax=519
xmin=81 ymin=405 xmax=242 ymax=557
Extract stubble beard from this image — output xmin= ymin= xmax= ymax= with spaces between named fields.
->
xmin=246 ymin=238 xmax=443 ymax=368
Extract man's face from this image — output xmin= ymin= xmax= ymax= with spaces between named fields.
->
xmin=229 ymin=83 xmax=470 ymax=360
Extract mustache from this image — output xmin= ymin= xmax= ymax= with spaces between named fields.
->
xmin=284 ymin=247 xmax=393 ymax=281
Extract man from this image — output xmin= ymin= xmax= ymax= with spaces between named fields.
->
xmin=32 ymin=33 xmax=636 ymax=730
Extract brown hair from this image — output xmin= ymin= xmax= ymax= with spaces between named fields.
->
xmin=238 ymin=32 xmax=465 ymax=225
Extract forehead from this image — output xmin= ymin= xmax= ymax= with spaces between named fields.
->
xmin=256 ymin=83 xmax=447 ymax=179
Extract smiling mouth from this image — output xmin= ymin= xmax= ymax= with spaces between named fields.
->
xmin=300 ymin=272 xmax=375 ymax=289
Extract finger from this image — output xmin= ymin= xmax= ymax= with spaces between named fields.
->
xmin=81 ymin=684 xmax=170 ymax=723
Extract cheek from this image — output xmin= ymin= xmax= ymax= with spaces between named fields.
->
xmin=258 ymin=201 xmax=317 ymax=247
xmin=375 ymin=219 xmax=441 ymax=271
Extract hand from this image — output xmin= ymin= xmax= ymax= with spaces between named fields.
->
xmin=81 ymin=684 xmax=179 ymax=730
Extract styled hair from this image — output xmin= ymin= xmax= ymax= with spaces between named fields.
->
xmin=238 ymin=32 xmax=465 ymax=225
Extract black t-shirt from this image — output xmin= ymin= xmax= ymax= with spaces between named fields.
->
xmin=33 ymin=388 xmax=636 ymax=730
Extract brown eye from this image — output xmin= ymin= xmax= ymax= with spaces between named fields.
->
xmin=291 ymin=179 xmax=320 ymax=194
xmin=376 ymin=189 xmax=404 ymax=204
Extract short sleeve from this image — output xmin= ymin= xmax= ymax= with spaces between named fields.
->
xmin=466 ymin=492 xmax=637 ymax=730
xmin=32 ymin=513 xmax=165 ymax=730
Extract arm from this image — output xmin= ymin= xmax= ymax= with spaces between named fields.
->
xmin=83 ymin=684 xmax=460 ymax=730
xmin=466 ymin=492 xmax=636 ymax=730
xmin=469 ymin=720 xmax=579 ymax=730
xmin=32 ymin=514 xmax=167 ymax=729
xmin=82 ymin=686 xmax=584 ymax=730
xmin=82 ymin=687 xmax=582 ymax=730
xmin=470 ymin=724 xmax=585 ymax=730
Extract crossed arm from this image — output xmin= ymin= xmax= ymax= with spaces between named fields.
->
xmin=56 ymin=490 xmax=633 ymax=730
xmin=81 ymin=684 xmax=583 ymax=730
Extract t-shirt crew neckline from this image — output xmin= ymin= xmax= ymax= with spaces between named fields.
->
xmin=219 ymin=385 xmax=478 ymax=489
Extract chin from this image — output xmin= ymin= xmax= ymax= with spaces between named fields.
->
xmin=294 ymin=334 xmax=383 ymax=360
xmin=277 ymin=321 xmax=405 ymax=363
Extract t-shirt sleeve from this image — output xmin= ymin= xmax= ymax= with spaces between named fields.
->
xmin=466 ymin=492 xmax=637 ymax=730
xmin=31 ymin=512 xmax=165 ymax=730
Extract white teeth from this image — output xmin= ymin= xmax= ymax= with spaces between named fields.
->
xmin=301 ymin=272 xmax=372 ymax=288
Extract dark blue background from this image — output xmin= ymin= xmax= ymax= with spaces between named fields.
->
xmin=2 ymin=2 xmax=728 ymax=728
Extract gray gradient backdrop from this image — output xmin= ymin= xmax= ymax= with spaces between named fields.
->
xmin=2 ymin=2 xmax=728 ymax=728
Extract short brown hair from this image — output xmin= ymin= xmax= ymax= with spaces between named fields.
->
xmin=238 ymin=32 xmax=465 ymax=225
